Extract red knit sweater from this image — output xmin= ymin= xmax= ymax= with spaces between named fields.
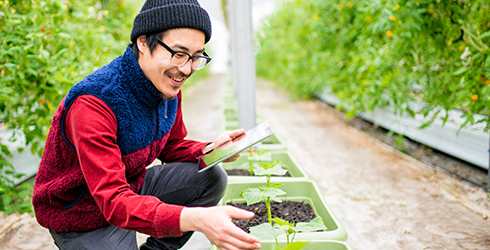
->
xmin=32 ymin=92 xmax=207 ymax=238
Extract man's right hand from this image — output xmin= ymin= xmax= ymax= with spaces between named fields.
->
xmin=180 ymin=206 xmax=261 ymax=250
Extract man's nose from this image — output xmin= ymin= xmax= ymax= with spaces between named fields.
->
xmin=177 ymin=59 xmax=193 ymax=75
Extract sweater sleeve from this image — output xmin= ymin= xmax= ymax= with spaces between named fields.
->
xmin=65 ymin=95 xmax=184 ymax=238
xmin=158 ymin=91 xmax=211 ymax=163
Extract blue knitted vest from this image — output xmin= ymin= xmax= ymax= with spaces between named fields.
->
xmin=62 ymin=45 xmax=178 ymax=154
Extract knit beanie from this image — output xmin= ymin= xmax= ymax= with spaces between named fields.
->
xmin=130 ymin=0 xmax=212 ymax=44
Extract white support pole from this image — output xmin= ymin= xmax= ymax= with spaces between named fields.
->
xmin=227 ymin=0 xmax=256 ymax=130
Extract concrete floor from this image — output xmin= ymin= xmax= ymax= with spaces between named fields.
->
xmin=2 ymin=74 xmax=490 ymax=250
xmin=253 ymin=77 xmax=490 ymax=250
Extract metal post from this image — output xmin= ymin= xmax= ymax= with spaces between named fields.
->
xmin=226 ymin=0 xmax=238 ymax=98
xmin=227 ymin=0 xmax=256 ymax=130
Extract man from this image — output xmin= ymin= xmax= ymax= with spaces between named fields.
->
xmin=32 ymin=0 xmax=261 ymax=249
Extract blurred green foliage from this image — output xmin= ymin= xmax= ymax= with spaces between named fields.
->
xmin=256 ymin=0 xmax=490 ymax=131
xmin=0 ymin=0 xmax=141 ymax=214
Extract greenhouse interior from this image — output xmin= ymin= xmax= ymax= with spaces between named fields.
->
xmin=1 ymin=0 xmax=489 ymax=249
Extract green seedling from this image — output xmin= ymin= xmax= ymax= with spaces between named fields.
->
xmin=241 ymin=150 xmax=272 ymax=175
xmin=249 ymin=217 xmax=327 ymax=250
xmin=239 ymin=150 xmax=327 ymax=249
xmin=239 ymin=150 xmax=288 ymax=223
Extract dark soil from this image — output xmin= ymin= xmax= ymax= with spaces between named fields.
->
xmin=225 ymin=169 xmax=291 ymax=177
xmin=228 ymin=200 xmax=316 ymax=233
xmin=315 ymin=100 xmax=489 ymax=189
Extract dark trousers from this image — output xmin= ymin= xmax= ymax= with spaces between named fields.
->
xmin=49 ymin=162 xmax=228 ymax=250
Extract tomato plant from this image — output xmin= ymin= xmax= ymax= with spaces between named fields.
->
xmin=0 ymin=0 xmax=140 ymax=214
xmin=256 ymin=0 xmax=490 ymax=131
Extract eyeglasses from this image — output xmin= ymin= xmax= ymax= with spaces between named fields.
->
xmin=157 ymin=38 xmax=212 ymax=70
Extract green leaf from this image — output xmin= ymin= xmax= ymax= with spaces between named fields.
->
xmin=0 ymin=93 xmax=15 ymax=102
xmin=418 ymin=116 xmax=436 ymax=129
xmin=240 ymin=187 xmax=286 ymax=205
xmin=344 ymin=109 xmax=357 ymax=120
xmin=249 ymin=223 xmax=284 ymax=241
xmin=481 ymin=31 xmax=490 ymax=39
xmin=40 ymin=48 xmax=50 ymax=59
xmin=270 ymin=188 xmax=286 ymax=202
xmin=249 ymin=151 xmax=272 ymax=162
xmin=452 ymin=67 xmax=467 ymax=75
xmin=294 ymin=217 xmax=327 ymax=232
xmin=4 ymin=63 xmax=17 ymax=69
xmin=66 ymin=62 xmax=77 ymax=72
xmin=282 ymin=242 xmax=309 ymax=250
xmin=253 ymin=163 xmax=288 ymax=176
xmin=2 ymin=193 xmax=12 ymax=206
xmin=272 ymin=217 xmax=294 ymax=227
xmin=53 ymin=48 xmax=68 ymax=60
xmin=260 ymin=160 xmax=280 ymax=170
xmin=13 ymin=172 xmax=26 ymax=179
xmin=58 ymin=33 xmax=71 ymax=39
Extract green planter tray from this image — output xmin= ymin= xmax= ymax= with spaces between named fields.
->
xmin=224 ymin=151 xmax=307 ymax=180
xmin=220 ymin=179 xmax=348 ymax=242
xmin=223 ymin=108 xmax=238 ymax=121
xmin=256 ymin=132 xmax=287 ymax=151
xmin=209 ymin=240 xmax=352 ymax=250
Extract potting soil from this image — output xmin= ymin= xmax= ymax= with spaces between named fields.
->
xmin=225 ymin=170 xmax=291 ymax=177
xmin=228 ymin=201 xmax=316 ymax=232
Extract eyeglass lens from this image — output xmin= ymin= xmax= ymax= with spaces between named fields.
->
xmin=171 ymin=52 xmax=208 ymax=70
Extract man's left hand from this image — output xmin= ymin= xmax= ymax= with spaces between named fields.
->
xmin=203 ymin=129 xmax=246 ymax=163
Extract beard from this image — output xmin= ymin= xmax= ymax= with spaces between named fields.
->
xmin=160 ymin=86 xmax=179 ymax=101
xmin=159 ymin=70 xmax=192 ymax=100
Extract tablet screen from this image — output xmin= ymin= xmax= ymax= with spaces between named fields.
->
xmin=198 ymin=122 xmax=273 ymax=172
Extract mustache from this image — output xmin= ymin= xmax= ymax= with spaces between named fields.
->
xmin=166 ymin=71 xmax=191 ymax=79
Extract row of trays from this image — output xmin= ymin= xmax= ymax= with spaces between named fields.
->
xmin=214 ymin=85 xmax=352 ymax=250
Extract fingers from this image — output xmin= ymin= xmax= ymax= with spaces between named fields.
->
xmin=223 ymin=153 xmax=241 ymax=162
xmin=229 ymin=128 xmax=245 ymax=137
xmin=215 ymin=129 xmax=246 ymax=150
xmin=215 ymin=222 xmax=261 ymax=250
xmin=195 ymin=206 xmax=261 ymax=250
xmin=218 ymin=233 xmax=261 ymax=250
xmin=225 ymin=205 xmax=256 ymax=220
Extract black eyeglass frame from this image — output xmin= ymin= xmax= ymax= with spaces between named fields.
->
xmin=157 ymin=38 xmax=212 ymax=70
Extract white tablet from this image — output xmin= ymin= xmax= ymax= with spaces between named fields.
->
xmin=197 ymin=122 xmax=273 ymax=172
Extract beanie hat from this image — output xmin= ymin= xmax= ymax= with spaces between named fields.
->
xmin=130 ymin=0 xmax=212 ymax=44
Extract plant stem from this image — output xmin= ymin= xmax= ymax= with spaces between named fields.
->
xmin=291 ymin=231 xmax=297 ymax=244
xmin=266 ymin=197 xmax=272 ymax=224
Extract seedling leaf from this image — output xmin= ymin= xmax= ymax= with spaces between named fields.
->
xmin=294 ymin=217 xmax=327 ymax=232
xmin=253 ymin=162 xmax=288 ymax=176
xmin=282 ymin=242 xmax=309 ymax=250
xmin=249 ymin=151 xmax=272 ymax=162
xmin=272 ymin=217 xmax=294 ymax=227
xmin=250 ymin=223 xmax=284 ymax=241
xmin=240 ymin=187 xmax=286 ymax=205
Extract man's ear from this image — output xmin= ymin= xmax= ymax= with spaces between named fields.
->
xmin=136 ymin=35 xmax=147 ymax=54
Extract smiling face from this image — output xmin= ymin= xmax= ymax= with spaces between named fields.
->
xmin=136 ymin=28 xmax=206 ymax=100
